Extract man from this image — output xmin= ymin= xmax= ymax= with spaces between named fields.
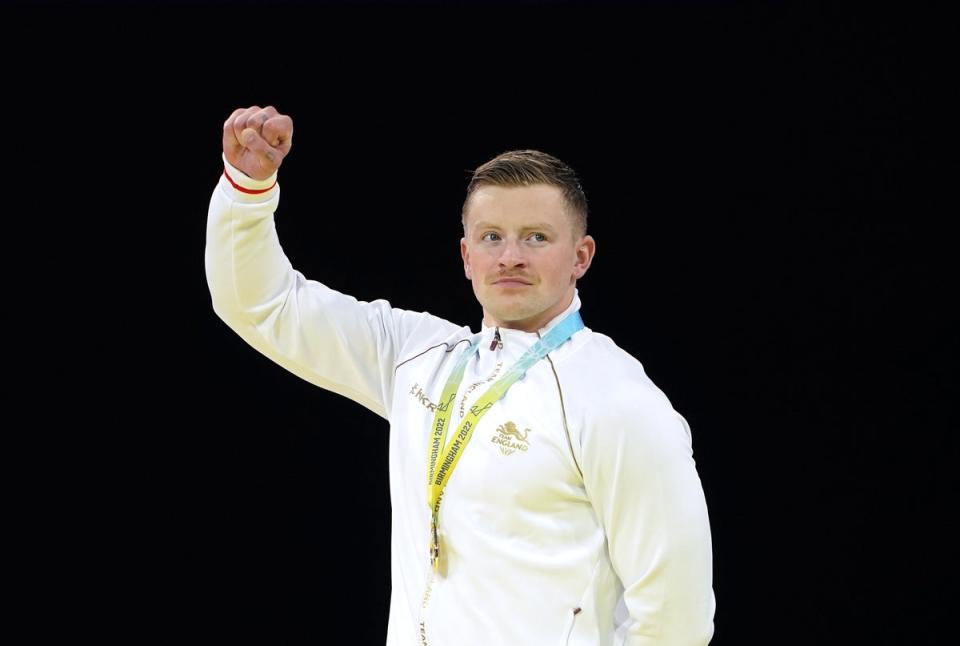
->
xmin=206 ymin=105 xmax=716 ymax=645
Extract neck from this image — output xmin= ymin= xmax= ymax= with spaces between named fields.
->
xmin=483 ymin=292 xmax=576 ymax=333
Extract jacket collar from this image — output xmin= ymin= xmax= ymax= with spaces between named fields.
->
xmin=479 ymin=288 xmax=582 ymax=342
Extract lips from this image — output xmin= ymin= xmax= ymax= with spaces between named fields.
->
xmin=494 ymin=278 xmax=532 ymax=286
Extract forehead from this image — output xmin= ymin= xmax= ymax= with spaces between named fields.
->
xmin=465 ymin=184 xmax=570 ymax=228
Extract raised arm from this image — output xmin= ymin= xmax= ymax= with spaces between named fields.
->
xmin=205 ymin=106 xmax=459 ymax=418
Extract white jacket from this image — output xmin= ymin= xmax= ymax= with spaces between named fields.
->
xmin=205 ymin=159 xmax=716 ymax=645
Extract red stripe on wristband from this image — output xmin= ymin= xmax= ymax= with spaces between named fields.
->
xmin=222 ymin=167 xmax=277 ymax=194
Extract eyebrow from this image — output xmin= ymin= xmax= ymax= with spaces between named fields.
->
xmin=472 ymin=221 xmax=558 ymax=232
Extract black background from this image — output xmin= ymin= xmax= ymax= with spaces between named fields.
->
xmin=13 ymin=1 xmax=954 ymax=644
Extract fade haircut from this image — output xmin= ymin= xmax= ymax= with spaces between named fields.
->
xmin=461 ymin=149 xmax=588 ymax=237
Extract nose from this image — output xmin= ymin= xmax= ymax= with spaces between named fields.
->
xmin=497 ymin=239 xmax=528 ymax=270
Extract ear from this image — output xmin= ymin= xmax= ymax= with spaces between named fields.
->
xmin=460 ymin=237 xmax=473 ymax=280
xmin=572 ymin=235 xmax=596 ymax=280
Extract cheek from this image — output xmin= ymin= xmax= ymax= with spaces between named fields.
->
xmin=472 ymin=252 xmax=495 ymax=273
xmin=546 ymin=256 xmax=570 ymax=281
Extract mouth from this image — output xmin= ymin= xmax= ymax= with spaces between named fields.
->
xmin=493 ymin=278 xmax=532 ymax=287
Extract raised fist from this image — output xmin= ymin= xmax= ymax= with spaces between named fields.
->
xmin=223 ymin=105 xmax=293 ymax=181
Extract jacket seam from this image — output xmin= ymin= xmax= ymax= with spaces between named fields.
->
xmin=545 ymin=352 xmax=584 ymax=480
xmin=394 ymin=338 xmax=472 ymax=374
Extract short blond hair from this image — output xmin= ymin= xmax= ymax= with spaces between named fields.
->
xmin=462 ymin=149 xmax=588 ymax=237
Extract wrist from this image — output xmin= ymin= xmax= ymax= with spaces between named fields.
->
xmin=221 ymin=153 xmax=278 ymax=193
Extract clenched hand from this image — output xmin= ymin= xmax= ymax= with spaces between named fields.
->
xmin=223 ymin=105 xmax=293 ymax=181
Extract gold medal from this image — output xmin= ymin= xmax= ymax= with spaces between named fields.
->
xmin=430 ymin=517 xmax=440 ymax=571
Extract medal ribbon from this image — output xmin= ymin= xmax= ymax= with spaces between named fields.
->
xmin=426 ymin=311 xmax=584 ymax=569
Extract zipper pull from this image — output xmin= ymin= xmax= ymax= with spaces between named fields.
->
xmin=489 ymin=327 xmax=502 ymax=351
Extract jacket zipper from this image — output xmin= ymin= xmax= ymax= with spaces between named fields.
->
xmin=563 ymin=606 xmax=582 ymax=645
xmin=489 ymin=326 xmax=502 ymax=351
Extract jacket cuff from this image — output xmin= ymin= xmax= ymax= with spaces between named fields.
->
xmin=218 ymin=153 xmax=279 ymax=203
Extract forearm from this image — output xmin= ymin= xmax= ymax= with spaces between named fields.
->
xmin=204 ymin=160 xmax=289 ymax=325
xmin=620 ymin=458 xmax=715 ymax=646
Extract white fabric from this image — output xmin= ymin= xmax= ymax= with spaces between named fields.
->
xmin=205 ymin=160 xmax=716 ymax=645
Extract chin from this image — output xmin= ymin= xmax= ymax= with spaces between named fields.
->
xmin=481 ymin=290 xmax=545 ymax=321
xmin=490 ymin=305 xmax=539 ymax=326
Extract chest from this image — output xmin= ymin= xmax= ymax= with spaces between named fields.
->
xmin=393 ymin=350 xmax=584 ymax=514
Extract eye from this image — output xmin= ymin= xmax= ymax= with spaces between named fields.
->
xmin=528 ymin=232 xmax=547 ymax=242
xmin=481 ymin=232 xmax=501 ymax=242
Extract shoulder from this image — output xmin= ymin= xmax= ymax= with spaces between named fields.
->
xmin=562 ymin=330 xmax=691 ymax=445
xmin=563 ymin=329 xmax=670 ymax=407
xmin=392 ymin=308 xmax=473 ymax=368
xmin=381 ymin=302 xmax=465 ymax=340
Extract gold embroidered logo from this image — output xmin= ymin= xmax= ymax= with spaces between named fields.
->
xmin=409 ymin=382 xmax=447 ymax=413
xmin=491 ymin=421 xmax=532 ymax=455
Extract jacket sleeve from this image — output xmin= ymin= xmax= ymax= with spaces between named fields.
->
xmin=581 ymin=384 xmax=716 ymax=645
xmin=204 ymin=157 xmax=460 ymax=419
